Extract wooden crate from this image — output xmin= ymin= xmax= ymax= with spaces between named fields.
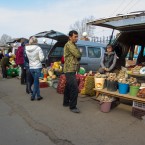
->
xmin=39 ymin=82 xmax=48 ymax=88
xmin=132 ymin=107 xmax=145 ymax=119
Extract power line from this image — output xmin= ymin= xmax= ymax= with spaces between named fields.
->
xmin=109 ymin=0 xmax=125 ymax=16
xmin=125 ymin=0 xmax=140 ymax=13
xmin=119 ymin=0 xmax=136 ymax=14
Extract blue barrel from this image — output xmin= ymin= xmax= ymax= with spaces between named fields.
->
xmin=118 ymin=83 xmax=129 ymax=94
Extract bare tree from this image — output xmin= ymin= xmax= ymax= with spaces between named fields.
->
xmin=70 ymin=16 xmax=95 ymax=39
xmin=0 ymin=34 xmax=12 ymax=45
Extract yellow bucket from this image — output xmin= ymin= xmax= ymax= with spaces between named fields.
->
xmin=94 ymin=77 xmax=105 ymax=89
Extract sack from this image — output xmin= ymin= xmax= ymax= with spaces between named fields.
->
xmin=57 ymin=75 xmax=66 ymax=94
xmin=80 ymin=76 xmax=95 ymax=96
xmin=57 ymin=74 xmax=80 ymax=94
xmin=79 ymin=75 xmax=86 ymax=93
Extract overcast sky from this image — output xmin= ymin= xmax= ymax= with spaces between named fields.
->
xmin=0 ymin=0 xmax=144 ymax=39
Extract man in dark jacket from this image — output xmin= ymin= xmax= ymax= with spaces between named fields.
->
xmin=63 ymin=30 xmax=82 ymax=113
xmin=0 ymin=50 xmax=4 ymax=61
xmin=24 ymin=43 xmax=34 ymax=95
xmin=1 ymin=54 xmax=10 ymax=78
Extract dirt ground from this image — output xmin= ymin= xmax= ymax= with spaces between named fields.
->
xmin=0 ymin=77 xmax=145 ymax=145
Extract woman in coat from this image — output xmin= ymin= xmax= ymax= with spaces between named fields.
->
xmin=25 ymin=37 xmax=44 ymax=101
xmin=99 ymin=45 xmax=117 ymax=74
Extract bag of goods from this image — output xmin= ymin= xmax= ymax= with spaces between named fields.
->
xmin=79 ymin=75 xmax=86 ymax=93
xmin=48 ymin=68 xmax=54 ymax=77
xmin=106 ymin=73 xmax=118 ymax=92
xmin=57 ymin=74 xmax=66 ymax=94
xmin=80 ymin=76 xmax=95 ymax=96
xmin=7 ymin=68 xmax=18 ymax=77
xmin=137 ymin=88 xmax=145 ymax=98
xmin=117 ymin=70 xmax=127 ymax=80
xmin=52 ymin=61 xmax=62 ymax=71
xmin=76 ymin=74 xmax=80 ymax=85
xmin=78 ymin=67 xmax=86 ymax=75
xmin=131 ymin=66 xmax=142 ymax=74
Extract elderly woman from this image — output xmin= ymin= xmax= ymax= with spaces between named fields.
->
xmin=25 ymin=36 xmax=44 ymax=101
xmin=99 ymin=44 xmax=117 ymax=74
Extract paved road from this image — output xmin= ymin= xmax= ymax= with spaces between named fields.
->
xmin=0 ymin=78 xmax=145 ymax=145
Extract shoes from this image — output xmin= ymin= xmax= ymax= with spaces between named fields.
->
xmin=63 ymin=104 xmax=69 ymax=107
xmin=70 ymin=108 xmax=80 ymax=113
xmin=26 ymin=89 xmax=29 ymax=94
xmin=31 ymin=98 xmax=35 ymax=101
xmin=26 ymin=90 xmax=33 ymax=94
xmin=21 ymin=83 xmax=26 ymax=85
xmin=31 ymin=94 xmax=35 ymax=101
xmin=37 ymin=96 xmax=43 ymax=101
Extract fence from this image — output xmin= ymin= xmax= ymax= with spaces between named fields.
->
xmin=90 ymin=36 xmax=116 ymax=44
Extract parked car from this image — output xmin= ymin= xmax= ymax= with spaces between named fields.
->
xmin=37 ymin=43 xmax=52 ymax=66
xmin=34 ymin=30 xmax=106 ymax=72
xmin=87 ymin=11 xmax=145 ymax=69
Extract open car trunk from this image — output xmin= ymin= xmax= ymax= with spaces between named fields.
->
xmin=34 ymin=30 xmax=68 ymax=66
xmin=88 ymin=11 xmax=145 ymax=68
xmin=87 ymin=11 xmax=145 ymax=31
xmin=34 ymin=30 xmax=68 ymax=42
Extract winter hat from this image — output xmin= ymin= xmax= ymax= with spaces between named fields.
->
xmin=8 ymin=52 xmax=12 ymax=57
xmin=21 ymin=40 xmax=29 ymax=47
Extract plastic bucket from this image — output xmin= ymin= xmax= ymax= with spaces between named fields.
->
xmin=129 ymin=86 xmax=140 ymax=97
xmin=100 ymin=102 xmax=111 ymax=113
xmin=118 ymin=83 xmax=129 ymax=94
xmin=107 ymin=80 xmax=118 ymax=92
xmin=94 ymin=78 xmax=105 ymax=89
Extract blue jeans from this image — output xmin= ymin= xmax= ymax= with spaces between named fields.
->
xmin=30 ymin=68 xmax=42 ymax=99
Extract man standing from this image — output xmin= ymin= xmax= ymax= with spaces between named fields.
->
xmin=1 ymin=54 xmax=10 ymax=79
xmin=63 ymin=30 xmax=82 ymax=113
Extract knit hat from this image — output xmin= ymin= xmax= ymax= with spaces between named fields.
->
xmin=8 ymin=52 xmax=12 ymax=57
xmin=82 ymin=32 xmax=87 ymax=37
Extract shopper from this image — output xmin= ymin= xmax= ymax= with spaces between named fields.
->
xmin=23 ymin=41 xmax=34 ymax=95
xmin=0 ymin=50 xmax=4 ymax=61
xmin=25 ymin=36 xmax=44 ymax=101
xmin=63 ymin=30 xmax=82 ymax=113
xmin=1 ymin=53 xmax=11 ymax=79
xmin=99 ymin=44 xmax=117 ymax=74
xmin=16 ymin=41 xmax=26 ymax=84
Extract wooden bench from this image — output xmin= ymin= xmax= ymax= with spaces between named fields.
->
xmin=94 ymin=88 xmax=145 ymax=103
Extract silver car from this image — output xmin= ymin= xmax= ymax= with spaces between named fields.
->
xmin=35 ymin=30 xmax=106 ymax=72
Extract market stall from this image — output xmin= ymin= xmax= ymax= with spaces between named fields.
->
xmin=93 ymin=68 xmax=145 ymax=119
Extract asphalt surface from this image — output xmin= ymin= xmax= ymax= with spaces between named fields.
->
xmin=0 ymin=78 xmax=145 ymax=145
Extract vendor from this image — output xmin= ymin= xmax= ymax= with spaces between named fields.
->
xmin=1 ymin=53 xmax=11 ymax=78
xmin=99 ymin=44 xmax=117 ymax=74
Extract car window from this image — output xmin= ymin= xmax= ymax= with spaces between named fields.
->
xmin=50 ymin=47 xmax=64 ymax=56
xmin=77 ymin=45 xmax=86 ymax=57
xmin=88 ymin=47 xmax=101 ymax=58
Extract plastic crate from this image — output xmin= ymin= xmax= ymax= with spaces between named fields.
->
xmin=133 ymin=101 xmax=145 ymax=110
xmin=132 ymin=107 xmax=145 ymax=119
xmin=39 ymin=82 xmax=48 ymax=88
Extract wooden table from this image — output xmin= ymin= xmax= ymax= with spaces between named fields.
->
xmin=94 ymin=88 xmax=145 ymax=103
